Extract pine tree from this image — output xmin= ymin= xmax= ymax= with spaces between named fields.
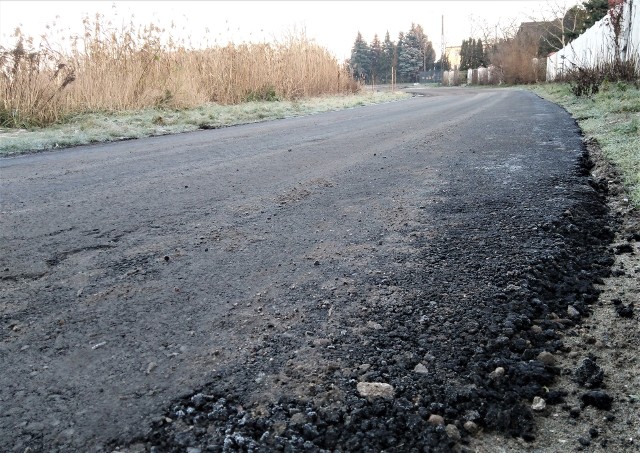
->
xmin=398 ymin=23 xmax=427 ymax=82
xmin=350 ymin=32 xmax=371 ymax=81
xmin=381 ymin=31 xmax=395 ymax=83
xmin=370 ymin=34 xmax=383 ymax=84
xmin=581 ymin=0 xmax=609 ymax=33
xmin=475 ymin=39 xmax=485 ymax=67
xmin=435 ymin=55 xmax=451 ymax=72
xmin=459 ymin=37 xmax=485 ymax=70
xmin=460 ymin=39 xmax=469 ymax=70
xmin=460 ymin=38 xmax=475 ymax=71
xmin=563 ymin=5 xmax=588 ymax=42
xmin=411 ymin=23 xmax=436 ymax=71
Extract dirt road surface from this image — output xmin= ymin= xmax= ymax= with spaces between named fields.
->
xmin=0 ymin=88 xmax=619 ymax=452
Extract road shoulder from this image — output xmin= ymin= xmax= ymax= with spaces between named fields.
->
xmin=469 ymin=139 xmax=640 ymax=453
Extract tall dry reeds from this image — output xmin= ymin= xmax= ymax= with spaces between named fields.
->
xmin=0 ymin=16 xmax=358 ymax=128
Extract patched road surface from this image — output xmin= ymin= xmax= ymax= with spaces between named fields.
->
xmin=0 ymin=88 xmax=614 ymax=452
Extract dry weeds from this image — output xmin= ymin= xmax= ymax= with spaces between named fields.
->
xmin=0 ymin=15 xmax=358 ymax=128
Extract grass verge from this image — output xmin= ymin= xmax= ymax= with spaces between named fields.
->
xmin=0 ymin=91 xmax=410 ymax=156
xmin=529 ymin=82 xmax=640 ymax=208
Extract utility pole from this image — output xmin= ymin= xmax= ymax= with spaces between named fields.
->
xmin=441 ymin=15 xmax=445 ymax=84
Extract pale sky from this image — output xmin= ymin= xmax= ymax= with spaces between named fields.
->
xmin=0 ymin=1 xmax=579 ymax=61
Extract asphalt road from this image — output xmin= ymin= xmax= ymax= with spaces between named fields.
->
xmin=0 ymin=88 xmax=614 ymax=452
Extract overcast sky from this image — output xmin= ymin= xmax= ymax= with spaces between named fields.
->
xmin=0 ymin=1 xmax=579 ymax=61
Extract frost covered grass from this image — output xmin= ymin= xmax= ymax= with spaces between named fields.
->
xmin=0 ymin=91 xmax=410 ymax=155
xmin=530 ymin=82 xmax=640 ymax=207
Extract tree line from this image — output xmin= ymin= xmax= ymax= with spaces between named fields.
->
xmin=349 ymin=23 xmax=444 ymax=84
xmin=459 ymin=38 xmax=487 ymax=70
xmin=455 ymin=0 xmax=616 ymax=84
xmin=348 ymin=0 xmax=613 ymax=84
xmin=458 ymin=0 xmax=610 ymax=72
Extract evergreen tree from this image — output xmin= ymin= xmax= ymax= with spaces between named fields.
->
xmin=460 ymin=38 xmax=478 ymax=71
xmin=460 ymin=39 xmax=470 ymax=70
xmin=381 ymin=31 xmax=395 ymax=83
xmin=459 ymin=38 xmax=486 ymax=70
xmin=423 ymin=40 xmax=436 ymax=71
xmin=398 ymin=23 xmax=430 ymax=82
xmin=563 ymin=5 xmax=588 ymax=42
xmin=396 ymin=32 xmax=405 ymax=81
xmin=474 ymin=39 xmax=486 ymax=67
xmin=435 ymin=55 xmax=451 ymax=72
xmin=350 ymin=32 xmax=371 ymax=81
xmin=370 ymin=34 xmax=383 ymax=83
xmin=580 ymin=0 xmax=609 ymax=33
xmin=411 ymin=23 xmax=436 ymax=71
xmin=349 ymin=24 xmax=435 ymax=83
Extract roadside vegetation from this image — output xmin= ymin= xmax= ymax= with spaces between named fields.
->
xmin=0 ymin=15 xmax=358 ymax=130
xmin=0 ymin=14 xmax=413 ymax=155
xmin=531 ymin=80 xmax=640 ymax=207
xmin=0 ymin=90 xmax=409 ymax=155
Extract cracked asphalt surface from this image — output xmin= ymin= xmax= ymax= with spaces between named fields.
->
xmin=0 ymin=87 xmax=615 ymax=452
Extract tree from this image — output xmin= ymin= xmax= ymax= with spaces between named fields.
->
xmin=536 ymin=0 xmax=608 ymax=49
xmin=435 ymin=55 xmax=451 ymax=71
xmin=474 ymin=39 xmax=486 ymax=67
xmin=460 ymin=38 xmax=486 ymax=70
xmin=460 ymin=39 xmax=469 ymax=70
xmin=423 ymin=39 xmax=436 ymax=71
xmin=369 ymin=34 xmax=383 ymax=83
xmin=397 ymin=26 xmax=422 ymax=82
xmin=411 ymin=23 xmax=436 ymax=71
xmin=581 ymin=0 xmax=609 ymax=33
xmin=397 ymin=23 xmax=434 ymax=82
xmin=350 ymin=32 xmax=371 ymax=81
xmin=380 ymin=31 xmax=395 ymax=83
xmin=562 ymin=4 xmax=588 ymax=42
xmin=524 ymin=1 xmax=588 ymax=54
xmin=395 ymin=31 xmax=406 ymax=81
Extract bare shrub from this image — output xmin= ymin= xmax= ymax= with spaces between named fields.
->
xmin=563 ymin=56 xmax=640 ymax=96
xmin=0 ymin=17 xmax=358 ymax=128
xmin=489 ymin=31 xmax=545 ymax=84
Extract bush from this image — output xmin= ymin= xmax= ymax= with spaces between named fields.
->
xmin=489 ymin=33 xmax=545 ymax=85
xmin=564 ymin=57 xmax=639 ymax=97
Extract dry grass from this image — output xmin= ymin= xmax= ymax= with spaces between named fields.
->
xmin=0 ymin=91 xmax=410 ymax=155
xmin=490 ymin=33 xmax=546 ymax=85
xmin=0 ymin=15 xmax=358 ymax=128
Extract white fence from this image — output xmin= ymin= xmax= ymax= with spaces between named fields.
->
xmin=442 ymin=66 xmax=502 ymax=86
xmin=547 ymin=0 xmax=640 ymax=80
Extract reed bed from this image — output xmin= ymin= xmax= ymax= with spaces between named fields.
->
xmin=0 ymin=16 xmax=358 ymax=128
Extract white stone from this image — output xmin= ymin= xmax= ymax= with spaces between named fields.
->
xmin=357 ymin=382 xmax=394 ymax=399
xmin=413 ymin=363 xmax=429 ymax=374
xmin=489 ymin=367 xmax=505 ymax=379
xmin=567 ymin=306 xmax=581 ymax=318
xmin=532 ymin=396 xmax=547 ymax=411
